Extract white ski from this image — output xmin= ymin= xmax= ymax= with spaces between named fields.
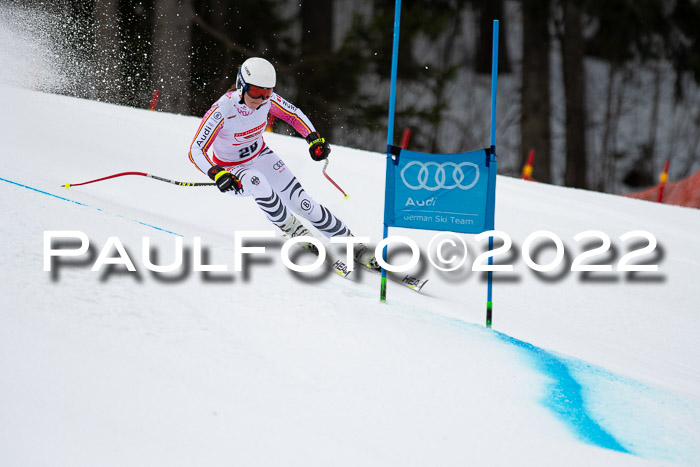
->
xmin=329 ymin=257 xmax=352 ymax=278
xmin=284 ymin=235 xmax=352 ymax=279
xmin=354 ymin=261 xmax=428 ymax=292
xmin=283 ymin=234 xmax=426 ymax=289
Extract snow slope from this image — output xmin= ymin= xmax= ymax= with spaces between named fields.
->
xmin=1 ymin=86 xmax=699 ymax=466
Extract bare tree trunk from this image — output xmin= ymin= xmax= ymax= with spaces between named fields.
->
xmin=428 ymin=18 xmax=461 ymax=154
xmin=208 ymin=1 xmax=235 ymax=93
xmin=520 ymin=0 xmax=551 ymax=183
xmin=624 ymin=64 xmax=662 ymax=190
xmin=561 ymin=1 xmax=588 ymax=189
xmin=152 ymin=0 xmax=194 ymax=114
xmin=476 ymin=0 xmax=511 ymax=75
xmin=298 ymin=0 xmax=334 ymax=138
xmin=600 ymin=62 xmax=617 ymax=192
xmin=647 ymin=61 xmax=662 ymax=175
xmin=94 ymin=0 xmax=121 ymax=103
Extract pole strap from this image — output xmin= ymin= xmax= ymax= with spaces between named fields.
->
xmin=387 ymin=144 xmax=402 ymax=165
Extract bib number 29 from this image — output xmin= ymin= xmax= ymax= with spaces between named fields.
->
xmin=238 ymin=141 xmax=259 ymax=159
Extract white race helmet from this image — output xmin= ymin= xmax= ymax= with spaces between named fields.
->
xmin=236 ymin=57 xmax=276 ymax=93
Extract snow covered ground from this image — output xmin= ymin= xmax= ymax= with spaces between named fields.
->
xmin=1 ymin=86 xmax=699 ymax=466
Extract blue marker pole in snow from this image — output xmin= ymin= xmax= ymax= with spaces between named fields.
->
xmin=381 ymin=0 xmax=402 ymax=302
xmin=486 ymin=20 xmax=499 ymax=327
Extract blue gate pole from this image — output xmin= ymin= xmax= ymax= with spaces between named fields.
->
xmin=381 ymin=0 xmax=402 ymax=302
xmin=486 ymin=20 xmax=499 ymax=327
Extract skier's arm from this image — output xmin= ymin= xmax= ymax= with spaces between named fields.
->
xmin=188 ymin=105 xmax=224 ymax=174
xmin=269 ymin=94 xmax=316 ymax=139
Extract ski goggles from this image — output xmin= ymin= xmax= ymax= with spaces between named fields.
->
xmin=246 ymin=84 xmax=273 ymax=100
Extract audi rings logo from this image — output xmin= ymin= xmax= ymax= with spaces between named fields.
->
xmin=400 ymin=161 xmax=480 ymax=191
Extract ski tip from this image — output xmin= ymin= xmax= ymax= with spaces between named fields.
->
xmin=331 ymin=259 xmax=352 ymax=278
xmin=343 ymin=193 xmax=349 ymax=199
xmin=401 ymin=275 xmax=428 ymax=292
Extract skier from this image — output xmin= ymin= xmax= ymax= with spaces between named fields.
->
xmin=188 ymin=56 xmax=377 ymax=269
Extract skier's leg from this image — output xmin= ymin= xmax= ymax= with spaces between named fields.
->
xmin=229 ymin=163 xmax=318 ymax=253
xmin=252 ymin=151 xmax=377 ymax=267
xmin=230 ymin=165 xmax=289 ymax=226
xmin=253 ymin=152 xmax=350 ymax=238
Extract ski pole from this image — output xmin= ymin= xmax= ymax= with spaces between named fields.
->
xmin=62 ymin=171 xmax=215 ymax=188
xmin=322 ymin=159 xmax=349 ymax=199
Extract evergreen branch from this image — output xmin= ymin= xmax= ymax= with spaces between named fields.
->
xmin=191 ymin=15 xmax=256 ymax=58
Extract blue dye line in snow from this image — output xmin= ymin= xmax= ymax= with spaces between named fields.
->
xmin=0 ymin=176 xmax=182 ymax=237
xmin=423 ymin=310 xmax=634 ymax=455
xmin=397 ymin=302 xmax=636 ymax=455
xmin=493 ymin=330 xmax=630 ymax=454
xmin=0 ymin=176 xmax=94 ymax=207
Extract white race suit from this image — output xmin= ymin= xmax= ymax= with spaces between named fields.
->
xmin=188 ymin=89 xmax=349 ymax=238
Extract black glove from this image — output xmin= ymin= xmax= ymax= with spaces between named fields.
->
xmin=208 ymin=165 xmax=243 ymax=193
xmin=305 ymin=132 xmax=331 ymax=161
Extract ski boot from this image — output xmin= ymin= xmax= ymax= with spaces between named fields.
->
xmin=350 ymin=236 xmax=379 ymax=270
xmin=277 ymin=215 xmax=319 ymax=255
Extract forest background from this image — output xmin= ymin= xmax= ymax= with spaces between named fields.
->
xmin=3 ymin=0 xmax=700 ymax=194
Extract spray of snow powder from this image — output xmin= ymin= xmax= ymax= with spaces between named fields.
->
xmin=0 ymin=3 xmax=93 ymax=96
